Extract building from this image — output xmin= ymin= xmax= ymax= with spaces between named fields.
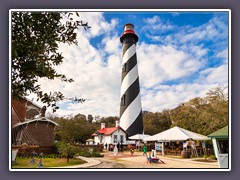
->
xmin=85 ymin=139 xmax=94 ymax=145
xmin=119 ymin=23 xmax=143 ymax=137
xmin=12 ymin=98 xmax=58 ymax=148
xmin=208 ymin=125 xmax=229 ymax=168
xmin=92 ymin=120 xmax=127 ymax=146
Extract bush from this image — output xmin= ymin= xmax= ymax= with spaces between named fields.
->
xmin=54 ymin=141 xmax=79 ymax=161
xmin=77 ymin=148 xmax=103 ymax=157
xmin=208 ymin=154 xmax=217 ymax=160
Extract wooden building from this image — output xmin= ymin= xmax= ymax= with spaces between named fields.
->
xmin=12 ymin=98 xmax=58 ymax=148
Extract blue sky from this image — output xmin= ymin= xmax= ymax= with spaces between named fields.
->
xmin=30 ymin=10 xmax=229 ymax=118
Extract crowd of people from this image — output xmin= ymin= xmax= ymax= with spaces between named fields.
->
xmin=103 ymin=142 xmax=164 ymax=164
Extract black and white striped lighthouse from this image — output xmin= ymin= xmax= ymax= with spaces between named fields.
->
xmin=119 ymin=23 xmax=143 ymax=137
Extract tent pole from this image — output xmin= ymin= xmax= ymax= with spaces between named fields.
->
xmin=162 ymin=142 xmax=165 ymax=155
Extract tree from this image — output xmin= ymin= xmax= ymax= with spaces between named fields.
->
xmin=99 ymin=116 xmax=119 ymax=128
xmin=169 ymin=86 xmax=228 ymax=135
xmin=143 ymin=111 xmax=172 ymax=135
xmin=55 ymin=141 xmax=77 ymax=162
xmin=11 ymin=11 xmax=90 ymax=112
xmin=87 ymin=114 xmax=94 ymax=124
xmin=54 ymin=114 xmax=99 ymax=142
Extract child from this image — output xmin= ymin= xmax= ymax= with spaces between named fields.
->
xmin=130 ymin=146 xmax=134 ymax=156
xmin=146 ymin=153 xmax=151 ymax=164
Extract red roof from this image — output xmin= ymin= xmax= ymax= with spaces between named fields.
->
xmin=92 ymin=126 xmax=121 ymax=136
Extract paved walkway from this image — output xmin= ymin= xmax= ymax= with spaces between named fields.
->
xmin=51 ymin=156 xmax=101 ymax=168
xmin=51 ymin=151 xmax=219 ymax=169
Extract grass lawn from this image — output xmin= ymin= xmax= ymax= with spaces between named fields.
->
xmin=12 ymin=157 xmax=87 ymax=168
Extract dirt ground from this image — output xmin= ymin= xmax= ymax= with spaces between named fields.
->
xmin=90 ymin=151 xmax=219 ymax=169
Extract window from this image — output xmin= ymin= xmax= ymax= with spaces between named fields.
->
xmin=120 ymin=135 xmax=124 ymax=143
xmin=122 ymin=63 xmax=127 ymax=72
xmin=113 ymin=135 xmax=118 ymax=143
xmin=121 ymin=94 xmax=126 ymax=106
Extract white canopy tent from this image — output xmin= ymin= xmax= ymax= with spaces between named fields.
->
xmin=128 ymin=134 xmax=150 ymax=140
xmin=143 ymin=126 xmax=210 ymax=155
xmin=128 ymin=133 xmax=150 ymax=150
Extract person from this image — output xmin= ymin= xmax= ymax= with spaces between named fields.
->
xmin=104 ymin=143 xmax=108 ymax=150
xmin=113 ymin=144 xmax=118 ymax=156
xmin=146 ymin=153 xmax=151 ymax=164
xmin=143 ymin=144 xmax=147 ymax=156
xmin=117 ymin=142 xmax=120 ymax=152
xmin=37 ymin=152 xmax=44 ymax=168
xmin=130 ymin=146 xmax=134 ymax=156
xmin=120 ymin=142 xmax=124 ymax=153
xmin=30 ymin=150 xmax=37 ymax=164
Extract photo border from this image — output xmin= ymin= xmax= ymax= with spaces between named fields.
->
xmin=9 ymin=8 xmax=231 ymax=172
xmin=1 ymin=0 xmax=239 ymax=179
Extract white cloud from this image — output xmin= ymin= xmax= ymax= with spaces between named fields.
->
xmin=137 ymin=43 xmax=203 ymax=88
xmin=26 ymin=12 xmax=228 ymax=118
xmin=172 ymin=16 xmax=227 ymax=45
xmin=144 ymin=15 xmax=161 ymax=24
xmin=216 ymin=47 xmax=228 ymax=64
xmin=102 ymin=35 xmax=122 ymax=55
xmin=62 ymin=12 xmax=118 ymax=39
xmin=142 ymin=15 xmax=175 ymax=33
xmin=27 ymin=13 xmax=121 ymax=117
xmin=198 ymin=64 xmax=228 ymax=85
xmin=140 ymin=83 xmax=219 ymax=112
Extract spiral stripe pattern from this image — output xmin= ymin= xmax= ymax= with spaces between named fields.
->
xmin=119 ymin=33 xmax=143 ymax=136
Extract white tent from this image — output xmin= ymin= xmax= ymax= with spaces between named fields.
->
xmin=143 ymin=126 xmax=210 ymax=155
xmin=144 ymin=126 xmax=210 ymax=142
xmin=128 ymin=134 xmax=150 ymax=140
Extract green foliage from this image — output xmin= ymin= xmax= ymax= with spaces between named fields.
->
xmin=54 ymin=114 xmax=99 ymax=144
xmin=170 ymin=86 xmax=228 ymax=135
xmin=87 ymin=114 xmax=94 ymax=124
xmin=208 ymin=154 xmax=217 ymax=160
xmin=50 ymin=86 xmax=227 ymax=150
xmin=54 ymin=141 xmax=78 ymax=162
xmin=78 ymin=148 xmax=104 ymax=157
xmin=143 ymin=110 xmax=172 ymax=135
xmin=142 ymin=86 xmax=228 ymax=136
xmin=98 ymin=116 xmax=119 ymax=128
xmin=12 ymin=156 xmax=86 ymax=168
xmin=11 ymin=11 xmax=90 ymax=112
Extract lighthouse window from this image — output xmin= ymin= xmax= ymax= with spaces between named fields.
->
xmin=121 ymin=94 xmax=126 ymax=106
xmin=122 ymin=63 xmax=127 ymax=72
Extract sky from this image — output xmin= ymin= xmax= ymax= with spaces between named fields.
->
xmin=28 ymin=10 xmax=229 ymax=119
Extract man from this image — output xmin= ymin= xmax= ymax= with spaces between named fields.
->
xmin=143 ymin=144 xmax=147 ymax=156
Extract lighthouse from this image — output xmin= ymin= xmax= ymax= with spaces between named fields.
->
xmin=119 ymin=23 xmax=143 ymax=137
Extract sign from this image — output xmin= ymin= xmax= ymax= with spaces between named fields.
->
xmin=155 ymin=142 xmax=162 ymax=151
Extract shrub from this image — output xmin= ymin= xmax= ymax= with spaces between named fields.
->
xmin=208 ymin=154 xmax=217 ymax=160
xmin=78 ymin=148 xmax=103 ymax=157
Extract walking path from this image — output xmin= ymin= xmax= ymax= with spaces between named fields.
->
xmin=51 ymin=156 xmax=101 ymax=168
xmin=52 ymin=151 xmax=219 ymax=169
